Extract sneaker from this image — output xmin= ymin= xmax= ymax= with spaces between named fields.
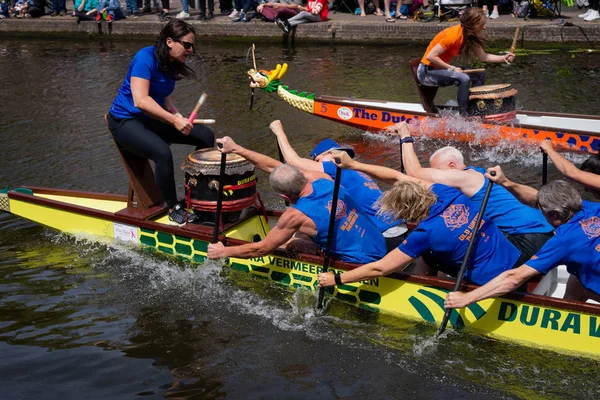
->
xmin=228 ymin=9 xmax=239 ymax=18
xmin=232 ymin=11 xmax=244 ymax=21
xmin=220 ymin=8 xmax=232 ymax=15
xmin=50 ymin=11 xmax=57 ymax=16
xmin=175 ymin=10 xmax=189 ymax=18
xmin=584 ymin=9 xmax=600 ymax=20
xmin=24 ymin=12 xmax=31 ymax=17
xmin=59 ymin=11 xmax=65 ymax=16
xmin=95 ymin=12 xmax=102 ymax=22
xmin=579 ymin=8 xmax=592 ymax=17
xmin=490 ymin=9 xmax=499 ymax=19
xmin=484 ymin=11 xmax=489 ymax=17
xmin=158 ymin=10 xmax=170 ymax=20
xmin=275 ymin=18 xmax=289 ymax=33
xmin=169 ymin=204 xmax=198 ymax=226
xmin=106 ymin=13 xmax=113 ymax=22
xmin=133 ymin=12 xmax=139 ymax=18
xmin=142 ymin=6 xmax=151 ymax=12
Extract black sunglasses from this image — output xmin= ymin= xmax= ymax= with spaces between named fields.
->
xmin=172 ymin=38 xmax=195 ymax=50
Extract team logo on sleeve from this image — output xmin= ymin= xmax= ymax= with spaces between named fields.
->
xmin=441 ymin=204 xmax=470 ymax=230
xmin=327 ymin=199 xmax=348 ymax=220
xmin=580 ymin=216 xmax=600 ymax=239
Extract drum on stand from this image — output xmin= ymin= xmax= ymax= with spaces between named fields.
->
xmin=181 ymin=148 xmax=257 ymax=225
xmin=468 ymin=83 xmax=518 ymax=122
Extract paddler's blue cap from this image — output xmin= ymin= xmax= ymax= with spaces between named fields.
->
xmin=310 ymin=139 xmax=355 ymax=160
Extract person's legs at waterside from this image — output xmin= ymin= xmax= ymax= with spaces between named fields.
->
xmin=159 ymin=0 xmax=170 ymax=19
xmin=108 ymin=115 xmax=214 ymax=209
xmin=219 ymin=0 xmax=232 ymax=14
xmin=228 ymin=0 xmax=242 ymax=18
xmin=176 ymin=0 xmax=190 ymax=18
xmin=52 ymin=0 xmax=66 ymax=14
xmin=287 ymin=10 xmax=320 ymax=27
xmin=583 ymin=0 xmax=599 ymax=20
xmin=417 ymin=63 xmax=471 ymax=115
xmin=480 ymin=0 xmax=499 ymax=18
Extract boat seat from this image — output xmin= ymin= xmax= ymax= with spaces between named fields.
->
xmin=409 ymin=58 xmax=438 ymax=114
xmin=104 ymin=114 xmax=164 ymax=218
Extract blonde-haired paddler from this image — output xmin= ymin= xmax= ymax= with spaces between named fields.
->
xmin=318 ymin=152 xmax=524 ymax=289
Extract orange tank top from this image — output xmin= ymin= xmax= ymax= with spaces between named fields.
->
xmin=421 ymin=24 xmax=464 ymax=67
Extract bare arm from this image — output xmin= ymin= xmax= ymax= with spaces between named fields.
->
xmin=318 ymin=248 xmax=414 ymax=287
xmin=207 ymin=209 xmax=302 ymax=259
xmin=474 ymin=44 xmax=515 ymax=64
xmin=270 ymin=120 xmax=324 ymax=173
xmin=333 ymin=151 xmax=431 ymax=187
xmin=130 ymin=77 xmax=192 ymax=134
xmin=541 ymin=141 xmax=600 ymax=191
xmin=485 ymin=166 xmax=538 ymax=206
xmin=217 ymin=136 xmax=281 ymax=174
xmin=426 ymin=44 xmax=459 ymax=71
xmin=444 ymin=265 xmax=540 ymax=308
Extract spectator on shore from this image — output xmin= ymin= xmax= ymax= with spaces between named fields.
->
xmin=220 ymin=0 xmax=233 ymax=14
xmin=50 ymin=0 xmax=66 ymax=16
xmin=232 ymin=0 xmax=261 ymax=21
xmin=357 ymin=0 xmax=383 ymax=17
xmin=275 ymin=0 xmax=327 ymax=33
xmin=195 ymin=0 xmax=216 ymax=19
xmin=0 ymin=0 xmax=9 ymax=18
xmin=257 ymin=0 xmax=301 ymax=22
xmin=27 ymin=0 xmax=45 ymax=16
xmin=479 ymin=0 xmax=499 ymax=18
xmin=124 ymin=0 xmax=138 ymax=18
xmin=142 ymin=0 xmax=159 ymax=13
xmin=96 ymin=0 xmax=124 ymax=22
xmin=157 ymin=0 xmax=170 ymax=20
xmin=74 ymin=0 xmax=98 ymax=23
xmin=580 ymin=0 xmax=599 ymax=21
xmin=13 ymin=0 xmax=33 ymax=17
xmin=176 ymin=0 xmax=191 ymax=18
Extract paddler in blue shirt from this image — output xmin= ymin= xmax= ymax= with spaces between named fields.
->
xmin=269 ymin=120 xmax=408 ymax=252
xmin=445 ymin=178 xmax=600 ymax=308
xmin=317 ymin=152 xmax=523 ymax=289
xmin=207 ymin=137 xmax=386 ymax=265
xmin=396 ymin=123 xmax=554 ymax=260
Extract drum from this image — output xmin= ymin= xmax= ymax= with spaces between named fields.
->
xmin=181 ymin=148 xmax=257 ymax=224
xmin=468 ymin=84 xmax=518 ymax=122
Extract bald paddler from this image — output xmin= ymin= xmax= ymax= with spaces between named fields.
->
xmin=207 ymin=137 xmax=386 ymax=264
xmin=445 ymin=178 xmax=600 ymax=308
xmin=418 ymin=7 xmax=515 ymax=116
xmin=269 ymin=120 xmax=408 ymax=252
xmin=398 ymin=124 xmax=554 ymax=260
xmin=317 ymin=152 xmax=523 ymax=289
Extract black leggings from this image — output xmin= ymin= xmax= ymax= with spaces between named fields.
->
xmin=108 ymin=113 xmax=214 ymax=208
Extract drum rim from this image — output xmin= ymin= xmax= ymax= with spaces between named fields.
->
xmin=185 ymin=148 xmax=248 ymax=165
xmin=469 ymin=83 xmax=512 ymax=93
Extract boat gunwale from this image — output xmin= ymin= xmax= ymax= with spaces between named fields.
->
xmin=7 ymin=186 xmax=600 ymax=317
xmin=313 ymin=95 xmax=600 ymax=138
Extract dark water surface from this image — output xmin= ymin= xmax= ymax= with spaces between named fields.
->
xmin=1 ymin=38 xmax=599 ymax=400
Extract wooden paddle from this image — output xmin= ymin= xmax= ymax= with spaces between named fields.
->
xmin=212 ymin=143 xmax=227 ymax=244
xmin=188 ymin=93 xmax=208 ymax=123
xmin=437 ymin=171 xmax=496 ymax=337
xmin=317 ymin=159 xmax=343 ymax=310
xmin=542 ymin=151 xmax=548 ymax=185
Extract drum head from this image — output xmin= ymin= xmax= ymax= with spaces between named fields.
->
xmin=181 ymin=148 xmax=254 ymax=176
xmin=469 ymin=84 xmax=511 ymax=94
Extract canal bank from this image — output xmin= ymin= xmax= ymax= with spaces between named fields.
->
xmin=1 ymin=6 xmax=599 ymax=44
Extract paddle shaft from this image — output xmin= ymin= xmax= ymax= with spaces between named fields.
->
xmin=463 ymin=68 xmax=485 ymax=74
xmin=437 ymin=172 xmax=496 ymax=336
xmin=317 ymin=161 xmax=343 ymax=309
xmin=212 ymin=151 xmax=227 ymax=244
xmin=193 ymin=119 xmax=216 ymax=125
xmin=276 ymin=143 xmax=290 ymax=206
xmin=542 ymin=152 xmax=548 ymax=185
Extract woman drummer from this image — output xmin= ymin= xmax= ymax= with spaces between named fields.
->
xmin=107 ymin=20 xmax=214 ymax=226
xmin=417 ymin=7 xmax=515 ymax=116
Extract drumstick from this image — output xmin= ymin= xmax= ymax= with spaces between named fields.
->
xmin=510 ymin=26 xmax=520 ymax=54
xmin=192 ymin=119 xmax=216 ymax=125
xmin=463 ymin=68 xmax=485 ymax=74
xmin=188 ymin=93 xmax=208 ymax=123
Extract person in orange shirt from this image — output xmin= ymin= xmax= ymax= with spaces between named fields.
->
xmin=417 ymin=7 xmax=515 ymax=116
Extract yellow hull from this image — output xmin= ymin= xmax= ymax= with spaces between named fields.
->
xmin=2 ymin=187 xmax=600 ymax=359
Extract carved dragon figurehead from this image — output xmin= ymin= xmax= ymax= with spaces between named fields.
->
xmin=247 ymin=63 xmax=288 ymax=93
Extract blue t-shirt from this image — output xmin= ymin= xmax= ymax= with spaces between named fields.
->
xmin=293 ymin=179 xmax=387 ymax=264
xmin=110 ymin=46 xmax=176 ymax=119
xmin=527 ymin=201 xmax=600 ymax=295
xmin=322 ymin=161 xmax=397 ymax=234
xmin=398 ymin=184 xmax=521 ymax=285
xmin=467 ymin=167 xmax=553 ymax=235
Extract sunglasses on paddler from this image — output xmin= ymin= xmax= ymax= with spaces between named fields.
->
xmin=171 ymin=38 xmax=195 ymax=50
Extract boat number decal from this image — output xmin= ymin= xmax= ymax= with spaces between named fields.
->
xmin=337 ymin=107 xmax=353 ymax=120
xmin=320 ymin=103 xmax=328 ymax=113
xmin=113 ymin=222 xmax=139 ymax=243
